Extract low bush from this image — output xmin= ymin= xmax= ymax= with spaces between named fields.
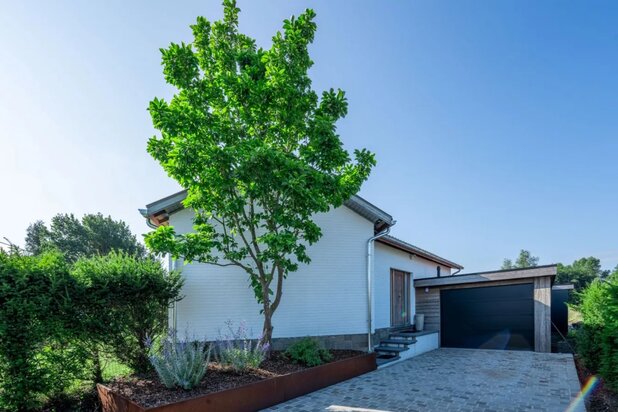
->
xmin=285 ymin=337 xmax=332 ymax=367
xmin=148 ymin=329 xmax=211 ymax=390
xmin=216 ymin=321 xmax=268 ymax=372
xmin=576 ymin=273 xmax=618 ymax=390
xmin=71 ymin=252 xmax=184 ymax=375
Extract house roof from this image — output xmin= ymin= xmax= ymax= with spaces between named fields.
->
xmin=140 ymin=191 xmax=463 ymax=270
xmin=376 ymin=235 xmax=464 ymax=270
xmin=414 ymin=264 xmax=557 ymax=288
xmin=140 ymin=190 xmax=395 ymax=231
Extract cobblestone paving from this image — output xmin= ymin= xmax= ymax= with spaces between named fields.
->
xmin=265 ymin=348 xmax=583 ymax=412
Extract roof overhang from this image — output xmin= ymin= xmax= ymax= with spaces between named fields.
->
xmin=376 ymin=235 xmax=463 ymax=270
xmin=414 ymin=264 xmax=557 ymax=288
xmin=140 ymin=190 xmax=395 ymax=232
xmin=552 ymin=284 xmax=574 ymax=290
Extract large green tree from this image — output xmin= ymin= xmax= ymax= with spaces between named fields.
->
xmin=145 ymin=1 xmax=375 ymax=345
xmin=557 ymin=256 xmax=609 ymax=292
xmin=25 ymin=213 xmax=146 ymax=261
xmin=501 ymin=249 xmax=539 ymax=270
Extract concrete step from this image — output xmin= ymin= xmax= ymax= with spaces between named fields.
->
xmin=374 ymin=345 xmax=408 ymax=353
xmin=390 ymin=332 xmax=419 ymax=340
xmin=376 ymin=354 xmax=400 ymax=366
xmin=380 ymin=338 xmax=415 ymax=346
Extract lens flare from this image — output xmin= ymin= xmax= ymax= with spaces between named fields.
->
xmin=565 ymin=375 xmax=599 ymax=412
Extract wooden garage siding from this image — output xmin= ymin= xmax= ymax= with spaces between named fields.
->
xmin=414 ymin=277 xmax=552 ymax=352
xmin=415 ymin=288 xmax=440 ymax=332
xmin=534 ymin=276 xmax=552 ymax=352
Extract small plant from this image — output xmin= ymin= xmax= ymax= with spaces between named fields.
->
xmin=216 ymin=321 xmax=268 ymax=372
xmin=147 ymin=329 xmax=210 ymax=390
xmin=285 ymin=338 xmax=332 ymax=367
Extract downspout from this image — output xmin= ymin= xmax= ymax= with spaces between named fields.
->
xmin=451 ymin=267 xmax=462 ymax=276
xmin=367 ymin=222 xmax=395 ymax=353
xmin=169 ymin=254 xmax=178 ymax=331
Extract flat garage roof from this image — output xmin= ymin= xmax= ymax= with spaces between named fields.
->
xmin=414 ymin=264 xmax=557 ymax=288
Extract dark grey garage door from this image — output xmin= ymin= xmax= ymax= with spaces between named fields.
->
xmin=441 ymin=283 xmax=534 ymax=350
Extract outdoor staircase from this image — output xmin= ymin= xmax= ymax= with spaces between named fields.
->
xmin=374 ymin=329 xmax=419 ymax=366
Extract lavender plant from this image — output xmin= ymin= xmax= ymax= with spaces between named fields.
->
xmin=216 ymin=321 xmax=268 ymax=372
xmin=147 ymin=329 xmax=211 ymax=390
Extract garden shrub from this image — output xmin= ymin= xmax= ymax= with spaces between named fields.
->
xmin=285 ymin=337 xmax=332 ymax=367
xmin=576 ymin=273 xmax=618 ymax=390
xmin=148 ymin=329 xmax=211 ymax=390
xmin=71 ymin=252 xmax=184 ymax=375
xmin=0 ymin=248 xmax=183 ymax=408
xmin=0 ymin=250 xmax=88 ymax=411
xmin=216 ymin=321 xmax=268 ymax=372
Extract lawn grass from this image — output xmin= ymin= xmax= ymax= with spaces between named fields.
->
xmin=101 ymin=356 xmax=133 ymax=382
xmin=41 ymin=355 xmax=133 ymax=411
xmin=568 ymin=307 xmax=582 ymax=324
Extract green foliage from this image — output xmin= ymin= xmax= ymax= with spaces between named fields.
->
xmin=24 ymin=220 xmax=50 ymax=255
xmin=145 ymin=0 xmax=375 ymax=346
xmin=576 ymin=273 xmax=618 ymax=390
xmin=25 ymin=213 xmax=146 ymax=262
xmin=501 ymin=249 xmax=539 ymax=270
xmin=0 ymin=250 xmax=87 ymax=411
xmin=148 ymin=330 xmax=211 ymax=390
xmin=0 ymin=247 xmax=183 ymax=410
xmin=71 ymin=252 xmax=184 ymax=374
xmin=558 ymin=257 xmax=610 ymax=294
xmin=285 ymin=338 xmax=332 ymax=367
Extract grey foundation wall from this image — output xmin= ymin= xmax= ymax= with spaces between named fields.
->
xmin=271 ymin=333 xmax=369 ymax=351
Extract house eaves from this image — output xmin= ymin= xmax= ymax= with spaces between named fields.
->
xmin=376 ymin=235 xmax=464 ymax=270
xmin=140 ymin=190 xmax=395 ymax=231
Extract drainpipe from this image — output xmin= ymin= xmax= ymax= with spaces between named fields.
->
xmin=451 ymin=268 xmax=462 ymax=276
xmin=367 ymin=222 xmax=395 ymax=353
xmin=169 ymin=254 xmax=178 ymax=331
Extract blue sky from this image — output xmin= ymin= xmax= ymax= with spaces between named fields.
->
xmin=1 ymin=1 xmax=616 ymax=272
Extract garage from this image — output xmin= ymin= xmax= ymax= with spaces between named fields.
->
xmin=414 ymin=265 xmax=558 ymax=352
xmin=440 ymin=283 xmax=534 ymax=350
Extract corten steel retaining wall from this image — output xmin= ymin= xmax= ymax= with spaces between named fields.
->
xmin=98 ymin=353 xmax=377 ymax=412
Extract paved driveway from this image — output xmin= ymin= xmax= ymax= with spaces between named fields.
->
xmin=265 ymin=348 xmax=584 ymax=412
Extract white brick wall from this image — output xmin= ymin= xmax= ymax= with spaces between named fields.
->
xmin=169 ymin=205 xmax=373 ymax=340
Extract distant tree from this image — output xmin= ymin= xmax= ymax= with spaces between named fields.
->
xmin=605 ymin=264 xmax=618 ymax=280
xmin=25 ymin=213 xmax=146 ymax=261
xmin=557 ymin=257 xmax=608 ymax=292
xmin=145 ymin=1 xmax=375 ymax=346
xmin=24 ymin=220 xmax=51 ymax=255
xmin=501 ymin=249 xmax=539 ymax=269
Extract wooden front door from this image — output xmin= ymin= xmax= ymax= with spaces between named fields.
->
xmin=391 ymin=269 xmax=410 ymax=327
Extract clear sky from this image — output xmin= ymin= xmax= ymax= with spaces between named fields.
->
xmin=1 ymin=1 xmax=616 ymax=272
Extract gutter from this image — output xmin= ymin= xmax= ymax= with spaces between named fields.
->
xmin=367 ymin=222 xmax=395 ymax=353
xmin=139 ymin=208 xmax=159 ymax=229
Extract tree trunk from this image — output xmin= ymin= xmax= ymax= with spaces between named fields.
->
xmin=261 ymin=304 xmax=274 ymax=349
xmin=92 ymin=347 xmax=103 ymax=383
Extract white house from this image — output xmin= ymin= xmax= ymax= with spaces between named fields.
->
xmin=141 ymin=191 xmax=464 ymax=363
xmin=141 ymin=191 xmax=557 ymax=364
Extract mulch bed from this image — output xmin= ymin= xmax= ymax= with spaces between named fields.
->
xmin=105 ymin=350 xmax=362 ymax=408
xmin=574 ymin=356 xmax=618 ymax=412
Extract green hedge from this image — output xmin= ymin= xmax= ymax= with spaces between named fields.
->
xmin=72 ymin=252 xmax=183 ymax=374
xmin=0 ymin=250 xmax=183 ymax=411
xmin=0 ymin=251 xmax=85 ymax=410
xmin=576 ymin=273 xmax=618 ymax=391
